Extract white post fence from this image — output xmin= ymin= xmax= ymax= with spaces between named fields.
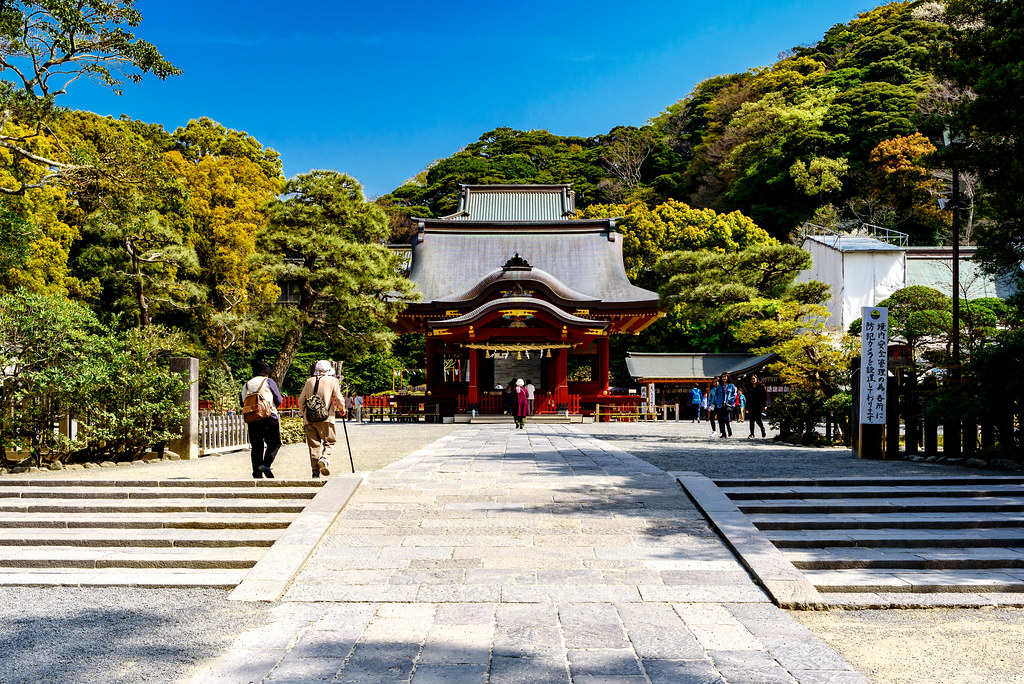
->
xmin=199 ymin=411 xmax=249 ymax=455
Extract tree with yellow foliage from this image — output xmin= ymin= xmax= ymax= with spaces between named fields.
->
xmin=868 ymin=133 xmax=947 ymax=245
xmin=578 ymin=199 xmax=771 ymax=288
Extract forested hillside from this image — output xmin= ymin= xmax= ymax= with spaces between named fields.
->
xmin=380 ymin=1 xmax=958 ymax=246
xmin=1 ymin=0 xmax=1021 ymax=410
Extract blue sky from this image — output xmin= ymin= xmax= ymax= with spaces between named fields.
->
xmin=63 ymin=0 xmax=875 ymax=197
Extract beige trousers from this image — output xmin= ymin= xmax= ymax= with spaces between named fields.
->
xmin=304 ymin=421 xmax=336 ymax=471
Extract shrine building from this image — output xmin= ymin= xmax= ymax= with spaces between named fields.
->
xmin=390 ymin=185 xmax=662 ymax=417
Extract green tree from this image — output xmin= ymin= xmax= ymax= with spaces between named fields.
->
xmin=577 ymin=200 xmax=771 ymax=287
xmin=69 ymin=326 xmax=190 ymax=461
xmin=77 ymin=197 xmax=201 ymax=327
xmin=940 ymin=0 xmax=1024 ymax=284
xmin=0 ymin=0 xmax=179 ymax=194
xmin=850 ymin=285 xmax=952 ymax=364
xmin=657 ymin=243 xmax=831 ymax=349
xmin=257 ymin=170 xmax=417 ymax=387
xmin=0 ymin=289 xmax=98 ymax=463
xmin=165 ymin=120 xmax=284 ymax=368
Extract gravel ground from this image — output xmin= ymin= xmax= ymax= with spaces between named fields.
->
xmin=1 ymin=420 xmax=1021 ymax=683
xmin=0 ymin=421 xmax=462 ymax=481
xmin=0 ymin=588 xmax=269 ymax=684
xmin=792 ymin=608 xmax=1024 ymax=684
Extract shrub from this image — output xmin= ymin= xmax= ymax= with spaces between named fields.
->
xmin=279 ymin=417 xmax=305 ymax=445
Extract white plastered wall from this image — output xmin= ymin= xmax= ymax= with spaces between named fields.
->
xmin=799 ymin=239 xmax=845 ymax=329
xmin=842 ymin=251 xmax=905 ymax=329
xmin=800 ymin=238 xmax=907 ymax=331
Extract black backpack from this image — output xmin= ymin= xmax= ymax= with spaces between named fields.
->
xmin=305 ymin=377 xmax=330 ymax=423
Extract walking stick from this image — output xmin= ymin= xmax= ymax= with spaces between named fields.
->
xmin=341 ymin=413 xmax=355 ymax=473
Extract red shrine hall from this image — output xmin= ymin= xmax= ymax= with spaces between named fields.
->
xmin=389 ymin=185 xmax=662 ymax=417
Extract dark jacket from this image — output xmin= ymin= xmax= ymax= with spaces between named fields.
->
xmin=746 ymin=384 xmax=768 ymax=413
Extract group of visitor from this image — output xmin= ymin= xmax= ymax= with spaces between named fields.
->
xmin=240 ymin=359 xmax=354 ymax=480
xmin=688 ymin=373 xmax=769 ymax=439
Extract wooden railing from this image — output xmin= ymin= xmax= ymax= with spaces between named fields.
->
xmin=361 ymin=394 xmax=441 ymax=422
xmin=458 ymin=392 xmax=581 ymax=415
xmin=594 ymin=402 xmax=678 ymax=422
xmin=199 ymin=411 xmax=248 ymax=455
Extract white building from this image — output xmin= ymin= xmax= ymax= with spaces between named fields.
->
xmin=800 ymin=228 xmax=1017 ymax=331
xmin=800 ymin=233 xmax=905 ymax=331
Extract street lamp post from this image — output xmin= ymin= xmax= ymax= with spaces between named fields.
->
xmin=944 ymin=127 xmax=962 ymax=456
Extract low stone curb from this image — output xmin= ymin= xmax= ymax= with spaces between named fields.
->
xmin=671 ymin=471 xmax=828 ymax=611
xmin=229 ymin=475 xmax=362 ymax=602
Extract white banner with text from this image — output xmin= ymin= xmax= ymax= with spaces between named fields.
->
xmin=859 ymin=306 xmax=888 ymax=425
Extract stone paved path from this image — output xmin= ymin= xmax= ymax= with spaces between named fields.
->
xmin=191 ymin=425 xmax=867 ymax=683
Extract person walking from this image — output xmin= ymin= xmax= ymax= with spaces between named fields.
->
xmin=353 ymin=393 xmax=364 ymax=423
xmin=707 ymin=379 xmax=720 ymax=437
xmin=298 ymin=360 xmax=346 ymax=478
xmin=526 ymin=379 xmax=536 ymax=415
xmin=737 ymin=389 xmax=746 ymax=422
xmin=714 ymin=373 xmax=737 ymax=438
xmin=513 ymin=378 xmax=530 ymax=429
xmin=746 ymin=373 xmax=768 ymax=438
xmin=689 ymin=385 xmax=703 ymax=422
xmin=240 ymin=360 xmax=283 ymax=479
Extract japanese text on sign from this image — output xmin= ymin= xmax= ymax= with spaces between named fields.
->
xmin=859 ymin=306 xmax=888 ymax=425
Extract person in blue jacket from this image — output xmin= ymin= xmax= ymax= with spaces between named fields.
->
xmin=239 ymin=360 xmax=283 ymax=478
xmin=707 ymin=378 xmax=720 ymax=437
xmin=689 ymin=385 xmax=703 ymax=422
xmin=713 ymin=372 xmax=737 ymax=438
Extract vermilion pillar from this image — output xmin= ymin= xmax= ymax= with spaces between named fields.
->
xmin=467 ymin=348 xmax=480 ymax=411
xmin=597 ymin=337 xmax=609 ymax=394
xmin=554 ymin=347 xmax=569 ymax=409
xmin=425 ymin=338 xmax=442 ymax=392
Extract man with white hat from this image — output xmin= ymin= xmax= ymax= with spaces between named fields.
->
xmin=298 ymin=360 xmax=346 ymax=477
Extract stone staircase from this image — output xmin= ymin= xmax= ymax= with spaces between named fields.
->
xmin=0 ymin=478 xmax=325 ymax=588
xmin=717 ymin=476 xmax=1024 ymax=607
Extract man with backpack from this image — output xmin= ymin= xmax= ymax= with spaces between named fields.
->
xmin=240 ymin=360 xmax=283 ymax=479
xmin=298 ymin=360 xmax=346 ymax=478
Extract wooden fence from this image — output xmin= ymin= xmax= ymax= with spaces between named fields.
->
xmin=457 ymin=393 xmax=582 ymax=415
xmin=847 ymin=362 xmax=1023 ymax=460
xmin=199 ymin=412 xmax=249 ymax=455
xmin=594 ymin=403 xmax=681 ymax=422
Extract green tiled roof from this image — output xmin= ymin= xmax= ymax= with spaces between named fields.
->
xmin=444 ymin=185 xmax=575 ymax=221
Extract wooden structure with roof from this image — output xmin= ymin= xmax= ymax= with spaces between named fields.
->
xmin=625 ymin=352 xmax=782 ymax=406
xmin=390 ymin=185 xmax=662 ymax=416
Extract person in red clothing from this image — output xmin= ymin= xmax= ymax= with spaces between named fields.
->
xmin=513 ymin=378 xmax=530 ymax=429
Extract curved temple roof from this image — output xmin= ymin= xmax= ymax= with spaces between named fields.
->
xmin=438 ymin=263 xmax=599 ymax=304
xmin=428 ymin=296 xmax=609 ymax=330
xmin=408 ymin=223 xmax=658 ymax=307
